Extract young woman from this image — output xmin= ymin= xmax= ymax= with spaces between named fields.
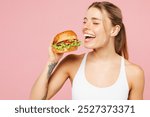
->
xmin=30 ymin=1 xmax=144 ymax=100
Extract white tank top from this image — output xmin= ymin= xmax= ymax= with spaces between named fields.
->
xmin=72 ymin=53 xmax=129 ymax=100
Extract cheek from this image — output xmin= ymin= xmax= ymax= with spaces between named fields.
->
xmin=94 ymin=28 xmax=109 ymax=45
xmin=94 ymin=24 xmax=105 ymax=34
xmin=95 ymin=27 xmax=106 ymax=39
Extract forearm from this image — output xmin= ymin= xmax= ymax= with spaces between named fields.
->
xmin=30 ymin=61 xmax=57 ymax=100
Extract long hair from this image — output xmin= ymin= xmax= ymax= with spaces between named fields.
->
xmin=88 ymin=1 xmax=129 ymax=59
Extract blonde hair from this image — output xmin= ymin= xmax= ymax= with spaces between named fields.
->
xmin=89 ymin=1 xmax=129 ymax=59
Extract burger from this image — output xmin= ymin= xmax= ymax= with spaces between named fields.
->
xmin=52 ymin=30 xmax=81 ymax=53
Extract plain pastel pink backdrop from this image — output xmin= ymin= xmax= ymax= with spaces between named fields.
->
xmin=0 ymin=0 xmax=150 ymax=100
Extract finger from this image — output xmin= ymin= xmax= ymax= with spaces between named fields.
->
xmin=49 ymin=38 xmax=54 ymax=45
xmin=48 ymin=46 xmax=54 ymax=56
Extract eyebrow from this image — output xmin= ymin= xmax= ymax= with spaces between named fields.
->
xmin=84 ymin=17 xmax=102 ymax=21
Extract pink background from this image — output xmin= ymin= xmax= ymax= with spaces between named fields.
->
xmin=0 ymin=0 xmax=150 ymax=100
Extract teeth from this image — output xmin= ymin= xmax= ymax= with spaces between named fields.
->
xmin=84 ymin=34 xmax=96 ymax=38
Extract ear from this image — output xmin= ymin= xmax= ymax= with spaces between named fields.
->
xmin=110 ymin=25 xmax=121 ymax=37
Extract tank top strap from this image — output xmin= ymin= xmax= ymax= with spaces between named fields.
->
xmin=82 ymin=53 xmax=88 ymax=66
xmin=119 ymin=56 xmax=128 ymax=84
xmin=73 ymin=53 xmax=88 ymax=77
xmin=120 ymin=56 xmax=125 ymax=74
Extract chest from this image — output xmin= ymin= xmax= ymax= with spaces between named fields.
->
xmin=85 ymin=62 xmax=121 ymax=87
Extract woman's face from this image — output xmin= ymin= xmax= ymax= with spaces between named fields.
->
xmin=82 ymin=7 xmax=113 ymax=49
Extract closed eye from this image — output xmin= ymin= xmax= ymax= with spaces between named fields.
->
xmin=93 ymin=23 xmax=99 ymax=25
xmin=83 ymin=21 xmax=86 ymax=24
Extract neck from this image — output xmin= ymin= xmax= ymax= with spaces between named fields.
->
xmin=91 ymin=41 xmax=118 ymax=61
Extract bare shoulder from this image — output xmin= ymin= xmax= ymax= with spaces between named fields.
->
xmin=124 ymin=59 xmax=145 ymax=89
xmin=125 ymin=60 xmax=144 ymax=78
xmin=58 ymin=53 xmax=84 ymax=72
xmin=58 ymin=53 xmax=85 ymax=80
xmin=60 ymin=53 xmax=84 ymax=65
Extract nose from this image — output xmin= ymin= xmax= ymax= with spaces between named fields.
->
xmin=83 ymin=21 xmax=91 ymax=29
xmin=83 ymin=22 xmax=91 ymax=32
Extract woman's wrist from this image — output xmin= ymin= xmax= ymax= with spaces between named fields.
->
xmin=47 ymin=56 xmax=60 ymax=63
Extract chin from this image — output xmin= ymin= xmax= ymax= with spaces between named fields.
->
xmin=83 ymin=43 xmax=97 ymax=49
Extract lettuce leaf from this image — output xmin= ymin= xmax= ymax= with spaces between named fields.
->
xmin=52 ymin=39 xmax=81 ymax=50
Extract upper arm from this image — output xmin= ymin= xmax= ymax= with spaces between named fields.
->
xmin=46 ymin=55 xmax=72 ymax=100
xmin=128 ymin=66 xmax=145 ymax=100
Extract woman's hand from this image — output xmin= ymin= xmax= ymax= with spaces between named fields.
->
xmin=48 ymin=41 xmax=64 ymax=63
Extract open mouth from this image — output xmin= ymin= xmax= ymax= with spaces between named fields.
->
xmin=84 ymin=34 xmax=96 ymax=39
xmin=84 ymin=34 xmax=96 ymax=42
